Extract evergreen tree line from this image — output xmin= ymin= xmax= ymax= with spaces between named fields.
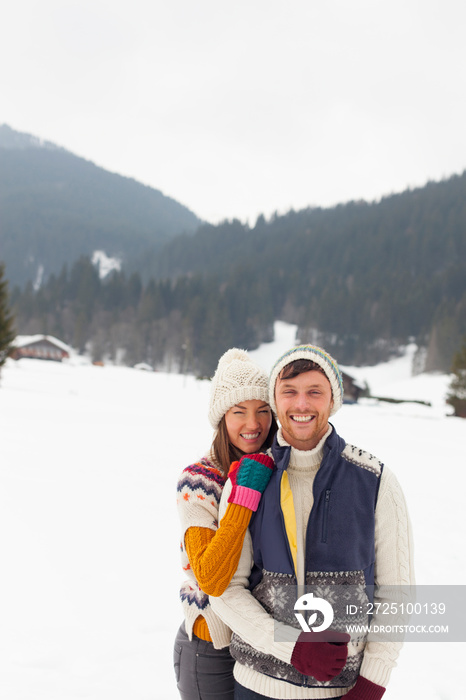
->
xmin=10 ymin=258 xmax=277 ymax=376
xmin=134 ymin=173 xmax=466 ymax=290
xmin=9 ymin=233 xmax=466 ymax=376
xmin=6 ymin=170 xmax=466 ymax=375
xmin=0 ymin=262 xmax=15 ymax=376
xmin=128 ymin=172 xmax=466 ymax=370
xmin=4 ymin=256 xmax=466 ymax=418
xmin=447 ymin=338 xmax=466 ymax=417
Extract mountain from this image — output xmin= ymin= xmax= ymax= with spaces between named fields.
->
xmin=0 ymin=124 xmax=62 ymax=151
xmin=144 ymin=174 xmax=466 ymax=286
xmin=137 ymin=172 xmax=466 ymax=369
xmin=0 ymin=124 xmax=202 ymax=286
xmin=5 ymin=122 xmax=466 ymax=374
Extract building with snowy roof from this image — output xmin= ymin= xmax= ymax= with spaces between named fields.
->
xmin=10 ymin=335 xmax=72 ymax=362
xmin=342 ymin=371 xmax=366 ymax=403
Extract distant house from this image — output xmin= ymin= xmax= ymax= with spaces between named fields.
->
xmin=342 ymin=371 xmax=364 ymax=404
xmin=10 ymin=335 xmax=72 ymax=362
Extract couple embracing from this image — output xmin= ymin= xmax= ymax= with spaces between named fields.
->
xmin=175 ymin=344 xmax=414 ymax=700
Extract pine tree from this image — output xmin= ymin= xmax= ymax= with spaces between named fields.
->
xmin=0 ymin=263 xmax=16 ymax=375
xmin=447 ymin=338 xmax=466 ymax=417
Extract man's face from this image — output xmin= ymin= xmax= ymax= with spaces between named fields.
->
xmin=274 ymin=369 xmax=334 ymax=451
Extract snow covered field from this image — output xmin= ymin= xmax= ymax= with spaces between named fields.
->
xmin=0 ymin=323 xmax=465 ymax=699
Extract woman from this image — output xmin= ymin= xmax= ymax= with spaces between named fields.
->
xmin=174 ymin=348 xmax=277 ymax=700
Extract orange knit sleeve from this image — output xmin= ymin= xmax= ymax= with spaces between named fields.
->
xmin=184 ymin=503 xmax=252 ymax=597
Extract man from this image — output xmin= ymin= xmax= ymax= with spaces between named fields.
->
xmin=211 ymin=344 xmax=414 ymax=700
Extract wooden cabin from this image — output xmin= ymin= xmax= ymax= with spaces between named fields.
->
xmin=342 ymin=371 xmax=364 ymax=403
xmin=10 ymin=335 xmax=72 ymax=362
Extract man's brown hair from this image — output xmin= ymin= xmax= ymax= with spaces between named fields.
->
xmin=279 ymin=359 xmax=328 ymax=382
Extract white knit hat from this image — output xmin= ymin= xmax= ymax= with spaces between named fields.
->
xmin=208 ymin=348 xmax=269 ymax=429
xmin=269 ymin=344 xmax=344 ymax=416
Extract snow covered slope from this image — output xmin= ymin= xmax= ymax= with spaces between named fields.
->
xmin=0 ymin=326 xmax=464 ymax=699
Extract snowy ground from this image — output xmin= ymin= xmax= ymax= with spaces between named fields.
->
xmin=0 ymin=323 xmax=465 ymax=699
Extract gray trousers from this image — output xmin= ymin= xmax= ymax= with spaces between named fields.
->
xmin=173 ymin=623 xmax=235 ymax=700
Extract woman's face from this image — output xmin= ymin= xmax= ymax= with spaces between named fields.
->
xmin=224 ymin=399 xmax=273 ymax=454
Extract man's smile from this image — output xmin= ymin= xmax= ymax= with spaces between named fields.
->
xmin=290 ymin=415 xmax=315 ymax=423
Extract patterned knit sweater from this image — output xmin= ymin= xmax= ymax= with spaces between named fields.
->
xmin=176 ymin=453 xmax=252 ymax=649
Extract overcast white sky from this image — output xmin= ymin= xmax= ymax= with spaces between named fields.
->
xmin=1 ymin=0 xmax=465 ymax=224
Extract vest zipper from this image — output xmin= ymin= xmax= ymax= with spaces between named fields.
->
xmin=322 ymin=489 xmax=331 ymax=543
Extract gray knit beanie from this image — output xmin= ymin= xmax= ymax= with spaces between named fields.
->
xmin=208 ymin=348 xmax=269 ymax=429
xmin=269 ymin=344 xmax=344 ymax=416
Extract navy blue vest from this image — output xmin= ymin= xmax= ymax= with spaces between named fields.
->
xmin=229 ymin=428 xmax=384 ymax=688
xmin=249 ymin=427 xmax=383 ymax=590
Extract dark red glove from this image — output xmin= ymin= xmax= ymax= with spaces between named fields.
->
xmin=344 ymin=676 xmax=385 ymax=700
xmin=290 ymin=630 xmax=350 ymax=681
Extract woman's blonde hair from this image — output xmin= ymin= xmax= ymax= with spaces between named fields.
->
xmin=212 ymin=412 xmax=278 ymax=477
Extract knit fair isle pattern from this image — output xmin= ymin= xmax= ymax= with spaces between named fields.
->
xmin=177 ymin=460 xmax=225 ymax=525
xmin=213 ymin=464 xmax=415 ymax=696
xmin=342 ymin=444 xmax=384 ymax=477
xmin=177 ymin=458 xmax=237 ymax=648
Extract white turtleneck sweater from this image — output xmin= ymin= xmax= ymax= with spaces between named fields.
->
xmin=210 ymin=426 xmax=415 ymax=699
xmin=283 ymin=426 xmax=331 ymax=587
